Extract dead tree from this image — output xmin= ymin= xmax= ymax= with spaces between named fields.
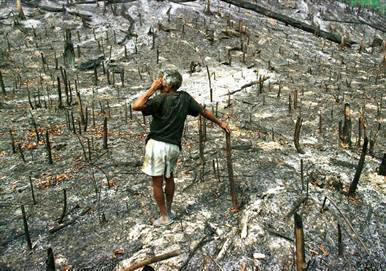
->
xmin=294 ymin=116 xmax=305 ymax=154
xmin=348 ymin=137 xmax=368 ymax=196
xmin=64 ymin=30 xmax=75 ymax=68
xmin=221 ymin=0 xmax=355 ymax=46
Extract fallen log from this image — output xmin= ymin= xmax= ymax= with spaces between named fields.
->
xmin=220 ymin=0 xmax=355 ymax=46
xmin=123 ymin=250 xmax=180 ymax=271
xmin=322 ymin=17 xmax=385 ymax=33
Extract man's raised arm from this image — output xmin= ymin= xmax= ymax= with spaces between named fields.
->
xmin=132 ymin=79 xmax=162 ymax=111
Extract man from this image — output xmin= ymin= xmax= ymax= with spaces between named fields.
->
xmin=132 ymin=69 xmax=230 ymax=226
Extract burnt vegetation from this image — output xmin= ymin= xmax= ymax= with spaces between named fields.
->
xmin=0 ymin=0 xmax=385 ymax=270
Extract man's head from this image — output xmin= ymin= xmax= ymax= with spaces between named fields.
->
xmin=160 ymin=69 xmax=182 ymax=93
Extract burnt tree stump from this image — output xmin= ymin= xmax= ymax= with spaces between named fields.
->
xmin=294 ymin=213 xmax=306 ymax=271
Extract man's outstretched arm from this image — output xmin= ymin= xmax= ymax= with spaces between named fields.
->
xmin=200 ymin=108 xmax=231 ymax=134
xmin=132 ymin=79 xmax=162 ymax=111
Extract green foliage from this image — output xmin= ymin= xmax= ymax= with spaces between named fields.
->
xmin=340 ymin=0 xmax=385 ymax=15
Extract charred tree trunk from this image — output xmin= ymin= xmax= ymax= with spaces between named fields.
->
xmin=348 ymin=137 xmax=368 ymax=196
xmin=221 ymin=0 xmax=355 ymax=46
xmin=46 ymin=247 xmax=56 ymax=271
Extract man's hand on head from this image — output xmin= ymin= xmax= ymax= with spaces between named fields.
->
xmin=150 ymin=79 xmax=163 ymax=92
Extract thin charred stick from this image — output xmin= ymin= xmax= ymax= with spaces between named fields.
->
xmin=348 ymin=137 xmax=368 ymax=196
xmin=357 ymin=108 xmax=365 ymax=147
xmin=293 ymin=89 xmax=298 ymax=109
xmin=103 ymin=117 xmax=108 ymax=149
xmin=47 ymin=247 xmax=56 ymax=271
xmin=29 ymin=111 xmax=40 ymax=144
xmin=107 ymin=70 xmax=111 ymax=85
xmin=71 ymin=111 xmax=76 ymax=134
xmin=369 ymin=123 xmax=380 ymax=157
xmin=21 ymin=205 xmax=32 ymax=250
xmin=294 ymin=116 xmax=305 ymax=154
xmin=206 ymin=65 xmax=213 ymax=102
xmin=124 ymin=102 xmax=128 ymax=124
xmin=10 ymin=129 xmax=16 ymax=153
xmin=45 ymin=129 xmax=53 ymax=164
xmin=338 ymin=223 xmax=343 ymax=256
xmin=288 ymin=93 xmax=292 ymax=114
xmin=76 ymin=89 xmax=85 ymax=125
xmin=77 ymin=118 xmax=82 ymax=135
xmin=94 ymin=65 xmax=98 ymax=86
xmin=53 ymin=51 xmax=58 ymax=70
xmin=121 ymin=70 xmax=125 ymax=87
xmin=92 ymin=102 xmax=96 ymax=127
xmin=87 ymin=138 xmax=92 ymax=161
xmin=124 ymin=45 xmax=127 ymax=58
xmin=156 ymin=48 xmax=159 ymax=64
xmin=26 ymin=84 xmax=34 ymax=110
xmin=58 ymin=189 xmax=67 ymax=223
xmin=29 ymin=176 xmax=37 ymax=205
xmin=225 ymin=132 xmax=239 ymax=211
xmin=294 ymin=213 xmax=306 ymax=271
xmin=18 ymin=144 xmax=26 ymax=163
xmin=300 ymin=159 xmax=304 ymax=191
xmin=129 ymin=104 xmax=133 ymax=120
xmin=57 ymin=77 xmax=63 ymax=108
xmin=84 ymin=107 xmax=89 ymax=132
xmin=40 ymin=52 xmax=46 ymax=72
xmin=199 ymin=116 xmax=204 ymax=163
xmin=319 ymin=111 xmax=322 ymax=135
xmin=340 ymin=103 xmax=352 ymax=146
xmin=0 ymin=70 xmax=6 ymax=95
xmin=320 ymin=196 xmax=327 ymax=213
xmin=152 ymin=31 xmax=156 ymax=50
xmin=277 ymin=83 xmax=281 ymax=98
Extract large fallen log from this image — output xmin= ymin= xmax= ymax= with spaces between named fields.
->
xmin=220 ymin=0 xmax=355 ymax=47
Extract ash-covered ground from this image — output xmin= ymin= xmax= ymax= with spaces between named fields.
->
xmin=0 ymin=0 xmax=385 ymax=270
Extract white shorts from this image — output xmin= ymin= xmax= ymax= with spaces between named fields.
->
xmin=141 ymin=139 xmax=180 ymax=178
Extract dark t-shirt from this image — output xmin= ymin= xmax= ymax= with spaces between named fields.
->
xmin=142 ymin=91 xmax=203 ymax=148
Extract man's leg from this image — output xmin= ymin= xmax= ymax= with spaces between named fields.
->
xmin=165 ymin=173 xmax=175 ymax=214
xmin=152 ymin=176 xmax=169 ymax=224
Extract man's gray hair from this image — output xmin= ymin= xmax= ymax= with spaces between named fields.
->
xmin=161 ymin=69 xmax=183 ymax=91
